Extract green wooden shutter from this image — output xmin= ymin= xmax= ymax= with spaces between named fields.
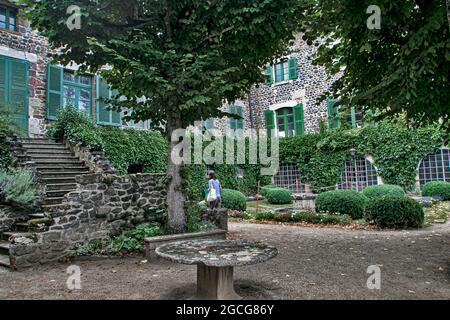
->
xmin=0 ymin=56 xmax=7 ymax=108
xmin=47 ymin=65 xmax=63 ymax=120
xmin=229 ymin=105 xmax=237 ymax=130
xmin=236 ymin=106 xmax=244 ymax=129
xmin=293 ymin=104 xmax=304 ymax=136
xmin=265 ymin=65 xmax=273 ymax=84
xmin=327 ymin=98 xmax=340 ymax=129
xmin=288 ymin=57 xmax=298 ymax=80
xmin=9 ymin=59 xmax=28 ymax=136
xmin=264 ymin=109 xmax=275 ymax=130
xmin=96 ymin=75 xmax=111 ymax=124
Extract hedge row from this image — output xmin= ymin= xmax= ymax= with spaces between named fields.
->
xmin=315 ymin=186 xmax=426 ymax=228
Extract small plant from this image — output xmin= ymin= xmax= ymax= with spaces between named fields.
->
xmin=422 ymin=181 xmax=450 ymax=201
xmin=112 ymin=223 xmax=162 ymax=254
xmin=266 ymin=188 xmax=293 ymax=205
xmin=0 ymin=168 xmax=37 ymax=209
xmin=221 ymin=189 xmax=247 ymax=211
xmin=315 ymin=190 xmax=367 ymax=219
xmin=254 ymin=210 xmax=276 ymax=221
xmin=365 ymin=196 xmax=424 ymax=228
xmin=363 ymin=184 xmax=405 ymax=199
xmin=71 ymin=239 xmax=115 ymax=257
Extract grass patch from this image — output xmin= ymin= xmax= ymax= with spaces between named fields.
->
xmin=424 ymin=201 xmax=450 ymax=225
xmin=246 ymin=200 xmax=293 ymax=214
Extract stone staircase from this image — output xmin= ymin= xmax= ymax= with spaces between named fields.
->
xmin=0 ymin=138 xmax=92 ymax=268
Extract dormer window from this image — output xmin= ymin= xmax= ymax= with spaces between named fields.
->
xmin=0 ymin=6 xmax=17 ymax=31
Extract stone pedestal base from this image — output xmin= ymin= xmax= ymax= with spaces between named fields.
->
xmin=196 ymin=265 xmax=241 ymax=300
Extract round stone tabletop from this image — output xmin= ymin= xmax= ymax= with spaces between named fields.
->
xmin=156 ymin=240 xmax=278 ymax=267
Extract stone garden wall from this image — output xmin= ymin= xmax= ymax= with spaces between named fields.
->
xmin=9 ymin=173 xmax=168 ymax=269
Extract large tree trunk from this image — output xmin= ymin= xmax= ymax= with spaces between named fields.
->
xmin=166 ymin=112 xmax=186 ymax=234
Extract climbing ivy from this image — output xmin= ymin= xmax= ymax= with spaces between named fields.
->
xmin=280 ymin=123 xmax=447 ymax=191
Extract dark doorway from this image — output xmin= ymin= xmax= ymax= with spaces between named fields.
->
xmin=127 ymin=163 xmax=145 ymax=174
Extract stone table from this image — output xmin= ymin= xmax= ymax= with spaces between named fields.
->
xmin=156 ymin=240 xmax=278 ymax=300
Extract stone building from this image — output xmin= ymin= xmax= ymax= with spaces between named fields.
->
xmin=0 ymin=1 xmax=150 ymax=138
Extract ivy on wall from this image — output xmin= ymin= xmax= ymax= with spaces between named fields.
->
xmin=280 ymin=123 xmax=447 ymax=191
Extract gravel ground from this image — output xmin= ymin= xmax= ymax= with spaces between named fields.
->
xmin=0 ymin=221 xmax=449 ymax=300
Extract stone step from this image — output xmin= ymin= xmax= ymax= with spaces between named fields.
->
xmin=46 ymin=183 xmax=77 ymax=191
xmin=20 ymin=140 xmax=62 ymax=146
xmin=19 ymin=138 xmax=57 ymax=143
xmin=32 ymin=156 xmax=80 ymax=162
xmin=15 ymin=223 xmax=29 ymax=232
xmin=27 ymin=149 xmax=73 ymax=155
xmin=28 ymin=213 xmax=46 ymax=219
xmin=33 ymin=158 xmax=82 ymax=164
xmin=46 ymin=189 xmax=75 ymax=198
xmin=0 ymin=254 xmax=10 ymax=268
xmin=37 ymin=167 xmax=90 ymax=173
xmin=41 ymin=177 xmax=77 ymax=184
xmin=0 ymin=241 xmax=9 ymax=256
xmin=23 ymin=144 xmax=67 ymax=150
xmin=1 ymin=231 xmax=30 ymax=241
xmin=44 ymin=197 xmax=66 ymax=205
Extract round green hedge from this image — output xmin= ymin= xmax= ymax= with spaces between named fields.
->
xmin=266 ymin=188 xmax=293 ymax=205
xmin=315 ymin=190 xmax=367 ymax=219
xmin=365 ymin=196 xmax=424 ymax=228
xmin=422 ymin=181 xmax=450 ymax=201
xmin=363 ymin=184 xmax=405 ymax=200
xmin=260 ymin=184 xmax=279 ymax=197
xmin=221 ymin=189 xmax=247 ymax=211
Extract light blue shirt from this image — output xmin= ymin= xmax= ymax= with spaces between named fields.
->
xmin=209 ymin=179 xmax=221 ymax=197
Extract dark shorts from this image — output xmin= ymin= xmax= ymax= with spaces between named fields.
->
xmin=209 ymin=196 xmax=221 ymax=209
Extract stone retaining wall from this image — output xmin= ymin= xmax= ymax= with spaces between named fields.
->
xmin=9 ymin=173 xmax=168 ymax=269
xmin=64 ymin=139 xmax=117 ymax=174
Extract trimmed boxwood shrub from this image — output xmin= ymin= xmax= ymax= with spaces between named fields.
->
xmin=422 ymin=181 xmax=450 ymax=201
xmin=315 ymin=190 xmax=367 ymax=219
xmin=221 ymin=189 xmax=247 ymax=211
xmin=363 ymin=184 xmax=405 ymax=199
xmin=365 ymin=196 xmax=424 ymax=228
xmin=266 ymin=188 xmax=293 ymax=205
xmin=260 ymin=184 xmax=279 ymax=197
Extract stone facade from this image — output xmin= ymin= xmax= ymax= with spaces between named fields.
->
xmin=205 ymin=34 xmax=340 ymax=135
xmin=9 ymin=173 xmax=168 ymax=269
xmin=0 ymin=11 xmax=54 ymax=137
xmin=247 ymin=34 xmax=340 ymax=134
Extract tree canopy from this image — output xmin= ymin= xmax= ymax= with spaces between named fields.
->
xmin=20 ymin=0 xmax=305 ymax=129
xmin=299 ymin=0 xmax=450 ymax=129
xmin=19 ymin=0 xmax=306 ymax=232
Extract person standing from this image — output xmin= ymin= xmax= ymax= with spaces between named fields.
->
xmin=207 ymin=171 xmax=222 ymax=209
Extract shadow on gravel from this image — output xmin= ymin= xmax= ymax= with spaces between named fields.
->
xmin=160 ymin=280 xmax=282 ymax=300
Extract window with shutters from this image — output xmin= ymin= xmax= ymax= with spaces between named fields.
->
xmin=0 ymin=6 xmax=17 ymax=32
xmin=265 ymin=57 xmax=298 ymax=84
xmin=229 ymin=105 xmax=244 ymax=130
xmin=46 ymin=65 xmax=93 ymax=119
xmin=96 ymin=76 xmax=121 ymax=126
xmin=264 ymin=104 xmax=304 ymax=138
xmin=0 ymin=55 xmax=28 ymax=136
